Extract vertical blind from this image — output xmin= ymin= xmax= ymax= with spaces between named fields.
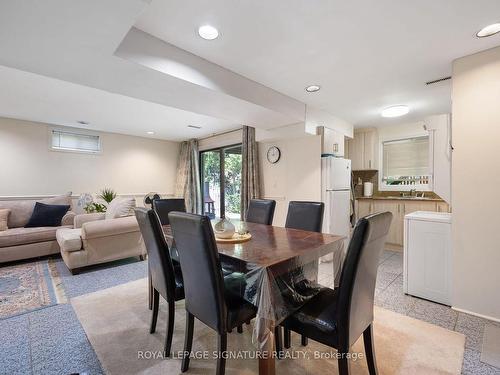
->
xmin=382 ymin=136 xmax=429 ymax=178
xmin=51 ymin=130 xmax=101 ymax=153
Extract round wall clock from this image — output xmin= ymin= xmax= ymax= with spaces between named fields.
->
xmin=267 ymin=146 xmax=281 ymax=164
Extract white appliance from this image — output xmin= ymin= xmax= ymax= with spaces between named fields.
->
xmin=321 ymin=156 xmax=352 ymax=252
xmin=404 ymin=211 xmax=452 ymax=305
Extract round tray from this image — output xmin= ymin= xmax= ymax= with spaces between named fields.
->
xmin=215 ymin=233 xmax=252 ymax=244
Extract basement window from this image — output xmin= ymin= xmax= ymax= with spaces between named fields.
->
xmin=50 ymin=129 xmax=101 ymax=154
xmin=380 ymin=136 xmax=431 ymax=191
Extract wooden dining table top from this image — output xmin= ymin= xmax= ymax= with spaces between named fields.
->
xmin=163 ymin=222 xmax=345 ymax=269
xmin=163 ymin=221 xmax=345 ymax=375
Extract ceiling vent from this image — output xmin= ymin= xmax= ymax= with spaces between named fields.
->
xmin=425 ymin=76 xmax=451 ymax=85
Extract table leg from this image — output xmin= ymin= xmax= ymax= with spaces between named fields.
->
xmin=258 ymin=324 xmax=276 ymax=375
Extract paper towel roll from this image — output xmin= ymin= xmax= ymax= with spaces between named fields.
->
xmin=363 ymin=182 xmax=374 ymax=197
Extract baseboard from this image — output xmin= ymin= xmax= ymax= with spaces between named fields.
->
xmin=385 ymin=243 xmax=403 ymax=252
xmin=451 ymin=306 xmax=500 ymax=323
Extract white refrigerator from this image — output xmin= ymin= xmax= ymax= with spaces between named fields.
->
xmin=321 ymin=156 xmax=352 ymax=253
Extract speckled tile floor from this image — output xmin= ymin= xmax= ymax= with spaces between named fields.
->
xmin=1 ymin=251 xmax=498 ymax=374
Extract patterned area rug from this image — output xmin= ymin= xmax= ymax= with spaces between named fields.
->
xmin=0 ymin=259 xmax=66 ymax=319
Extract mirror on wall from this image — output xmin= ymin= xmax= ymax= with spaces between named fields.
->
xmin=380 ymin=136 xmax=431 ymax=190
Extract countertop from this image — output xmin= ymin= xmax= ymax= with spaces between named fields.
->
xmin=356 ymin=196 xmax=444 ymax=202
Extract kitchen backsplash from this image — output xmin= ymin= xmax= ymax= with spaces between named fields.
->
xmin=352 ymin=170 xmax=443 ymax=200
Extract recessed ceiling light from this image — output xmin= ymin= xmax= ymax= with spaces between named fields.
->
xmin=146 ymin=131 xmax=155 ymax=135
xmin=381 ymin=105 xmax=409 ymax=118
xmin=198 ymin=25 xmax=219 ymax=40
xmin=77 ymin=120 xmax=89 ymax=125
xmin=305 ymin=85 xmax=321 ymax=93
xmin=476 ymin=23 xmax=500 ymax=38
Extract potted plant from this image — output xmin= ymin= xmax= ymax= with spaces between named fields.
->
xmin=98 ymin=188 xmax=117 ymax=204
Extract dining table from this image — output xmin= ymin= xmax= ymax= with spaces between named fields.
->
xmin=163 ymin=221 xmax=345 ymax=375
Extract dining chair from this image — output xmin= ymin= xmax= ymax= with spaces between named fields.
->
xmin=168 ymin=212 xmax=257 ymax=375
xmin=147 ymin=198 xmax=186 ymax=309
xmin=134 ymin=208 xmax=185 ymax=357
xmin=245 ymin=199 xmax=276 ymax=225
xmin=152 ymin=198 xmax=186 ymax=225
xmin=277 ymin=212 xmax=392 ymax=375
xmin=285 ymin=201 xmax=324 ymax=232
xmin=282 ymin=200 xmax=325 ymax=346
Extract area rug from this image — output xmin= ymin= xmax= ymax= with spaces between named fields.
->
xmin=0 ymin=258 xmax=66 ymax=319
xmin=72 ymin=278 xmax=465 ymax=375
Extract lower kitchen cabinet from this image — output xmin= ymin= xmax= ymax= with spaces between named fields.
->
xmin=356 ymin=198 xmax=450 ymax=250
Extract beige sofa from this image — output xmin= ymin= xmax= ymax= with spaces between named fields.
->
xmin=57 ymin=212 xmax=145 ymax=274
xmin=0 ymin=194 xmax=76 ymax=263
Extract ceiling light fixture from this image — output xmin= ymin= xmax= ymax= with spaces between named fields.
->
xmin=198 ymin=25 xmax=219 ymax=40
xmin=146 ymin=131 xmax=155 ymax=135
xmin=476 ymin=23 xmax=500 ymax=38
xmin=305 ymin=85 xmax=321 ymax=93
xmin=381 ymin=105 xmax=409 ymax=118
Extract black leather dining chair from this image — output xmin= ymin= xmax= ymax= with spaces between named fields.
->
xmin=282 ymin=200 xmax=325 ymax=346
xmin=277 ymin=212 xmax=392 ymax=375
xmin=245 ymin=199 xmax=276 ymax=225
xmin=134 ymin=208 xmax=185 ymax=357
xmin=152 ymin=198 xmax=186 ymax=225
xmin=168 ymin=212 xmax=257 ymax=375
xmin=147 ymin=198 xmax=186 ymax=309
xmin=285 ymin=200 xmax=325 ymax=232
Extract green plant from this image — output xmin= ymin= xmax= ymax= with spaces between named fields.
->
xmin=98 ymin=188 xmax=117 ymax=203
xmin=84 ymin=202 xmax=107 ymax=213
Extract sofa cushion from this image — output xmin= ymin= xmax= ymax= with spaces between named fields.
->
xmin=105 ymin=197 xmax=135 ymax=220
xmin=0 ymin=209 xmax=10 ymax=231
xmin=0 ymin=225 xmax=72 ymax=248
xmin=25 ymin=202 xmax=71 ymax=228
xmin=0 ymin=192 xmax=72 ymax=228
xmin=56 ymin=228 xmax=83 ymax=252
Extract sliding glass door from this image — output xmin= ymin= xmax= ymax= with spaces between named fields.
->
xmin=200 ymin=144 xmax=242 ymax=219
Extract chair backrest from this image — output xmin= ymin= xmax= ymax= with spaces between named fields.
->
xmin=336 ymin=211 xmax=392 ymax=347
xmin=245 ymin=199 xmax=276 ymax=225
xmin=285 ymin=201 xmax=324 ymax=232
xmin=134 ymin=207 xmax=177 ymax=302
xmin=152 ymin=198 xmax=186 ymax=225
xmin=168 ymin=212 xmax=227 ymax=333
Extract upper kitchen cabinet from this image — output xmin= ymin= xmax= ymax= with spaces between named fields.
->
xmin=424 ymin=114 xmax=452 ymax=204
xmin=346 ymin=128 xmax=378 ymax=170
xmin=317 ymin=126 xmax=345 ymax=157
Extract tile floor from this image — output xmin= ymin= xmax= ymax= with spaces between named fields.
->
xmin=0 ymin=251 xmax=499 ymax=374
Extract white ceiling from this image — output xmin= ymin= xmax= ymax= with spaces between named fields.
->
xmin=0 ymin=65 xmax=237 ymax=141
xmin=136 ymin=0 xmax=500 ymax=127
xmin=0 ymin=0 xmax=499 ymax=140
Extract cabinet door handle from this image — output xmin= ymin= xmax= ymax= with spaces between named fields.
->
xmin=369 ymin=160 xmax=371 ymax=169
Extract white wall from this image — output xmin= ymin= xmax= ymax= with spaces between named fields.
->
xmin=451 ymin=46 xmax=500 ymax=321
xmin=259 ymin=135 xmax=322 ymax=227
xmin=0 ymin=117 xmax=179 ymax=200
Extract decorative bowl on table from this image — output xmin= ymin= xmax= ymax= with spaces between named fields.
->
xmin=213 ymin=217 xmax=235 ymax=239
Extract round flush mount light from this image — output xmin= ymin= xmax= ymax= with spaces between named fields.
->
xmin=381 ymin=105 xmax=409 ymax=118
xmin=198 ymin=25 xmax=219 ymax=40
xmin=146 ymin=131 xmax=155 ymax=135
xmin=305 ymin=85 xmax=321 ymax=93
xmin=476 ymin=23 xmax=500 ymax=38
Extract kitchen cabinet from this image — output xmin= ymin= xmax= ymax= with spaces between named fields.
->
xmin=372 ymin=200 xmax=404 ymax=247
xmin=317 ymin=126 xmax=345 ymax=157
xmin=346 ymin=128 xmax=378 ymax=170
xmin=356 ymin=198 xmax=450 ymax=250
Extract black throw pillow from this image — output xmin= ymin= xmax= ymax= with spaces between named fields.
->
xmin=25 ymin=202 xmax=71 ymax=228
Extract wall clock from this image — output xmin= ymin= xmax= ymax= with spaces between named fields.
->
xmin=267 ymin=146 xmax=281 ymax=164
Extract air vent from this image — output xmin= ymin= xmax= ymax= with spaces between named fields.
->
xmin=425 ymin=76 xmax=451 ymax=85
xmin=187 ymin=125 xmax=202 ymax=129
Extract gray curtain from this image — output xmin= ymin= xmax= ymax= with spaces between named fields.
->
xmin=175 ymin=139 xmax=201 ymax=214
xmin=241 ymin=126 xmax=261 ymax=219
